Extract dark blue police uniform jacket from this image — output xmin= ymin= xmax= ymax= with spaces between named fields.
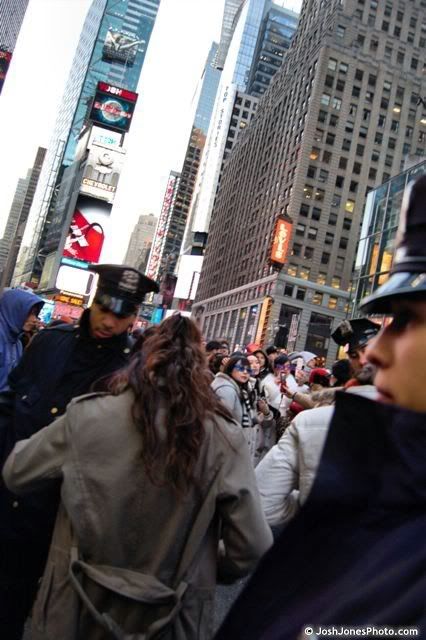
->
xmin=0 ymin=308 xmax=133 ymax=543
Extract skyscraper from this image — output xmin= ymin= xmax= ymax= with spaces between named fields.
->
xmin=194 ymin=0 xmax=426 ymax=361
xmin=0 ymin=0 xmax=29 ymax=93
xmin=0 ymin=147 xmax=46 ymax=289
xmin=175 ymin=0 xmax=298 ymax=307
xmin=124 ymin=213 xmax=158 ymax=272
xmin=155 ymin=43 xmax=221 ymax=283
xmin=13 ymin=0 xmax=161 ymax=288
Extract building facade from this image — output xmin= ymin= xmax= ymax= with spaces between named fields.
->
xmin=353 ymin=158 xmax=426 ymax=314
xmin=0 ymin=0 xmax=29 ymax=93
xmin=194 ymin=0 xmax=426 ymax=362
xmin=13 ymin=0 xmax=161 ymax=287
xmin=176 ymin=0 xmax=298 ymax=306
xmin=123 ymin=213 xmax=157 ymax=272
xmin=0 ymin=147 xmax=46 ymax=289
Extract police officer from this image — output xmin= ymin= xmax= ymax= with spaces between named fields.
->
xmin=0 ymin=263 xmax=158 ymax=639
xmin=331 ymin=317 xmax=380 ymax=374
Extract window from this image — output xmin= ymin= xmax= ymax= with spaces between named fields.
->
xmin=336 ymin=78 xmax=345 ymax=92
xmin=397 ymin=51 xmax=404 ymax=64
xmin=335 ymin=175 xmax=344 ymax=188
xmin=325 ymin=232 xmax=334 ymax=245
xmin=349 ymin=104 xmax=357 ymax=117
xmin=371 ymin=150 xmax=380 ymax=162
xmin=329 ymin=212 xmax=338 ymax=226
xmin=355 ymin=68 xmax=364 ymax=81
xmin=375 ymin=132 xmax=383 ymax=144
xmin=343 ymin=218 xmax=352 ymax=231
xmin=339 ymin=237 xmax=348 ymax=249
xmin=287 ymin=264 xmax=297 ymax=277
xmin=321 ymin=93 xmax=331 ymax=106
xmin=381 ymin=21 xmax=389 ymax=32
xmin=292 ymin=243 xmax=302 ymax=256
xmin=381 ymin=97 xmax=389 ymax=109
xmin=385 ymin=154 xmax=393 ymax=167
xmin=332 ymin=276 xmax=341 ymax=289
xmin=284 ymin=284 xmax=294 ymax=297
xmin=328 ymin=296 xmax=338 ymax=310
xmin=307 ymin=165 xmax=316 ymax=178
xmin=391 ymin=120 xmax=399 ymax=132
xmin=296 ymin=223 xmax=306 ymax=236
xmin=317 ymin=273 xmax=327 ymax=285
xmin=353 ymin=162 xmax=362 ymax=175
xmin=342 ymin=139 xmax=351 ymax=151
xmin=315 ymin=188 xmax=325 ymax=201
xmin=368 ymin=167 xmax=377 ymax=180
xmin=359 ymin=126 xmax=368 ymax=138
xmin=383 ymin=80 xmax=392 ymax=92
xmin=331 ymin=194 xmax=341 ymax=208
xmin=336 ymin=256 xmax=345 ymax=271
xmin=388 ymin=138 xmax=396 ymax=150
xmin=370 ymin=38 xmax=378 ymax=51
xmin=307 ymin=227 xmax=318 ymax=240
xmin=378 ymin=114 xmax=386 ymax=128
xmin=345 ymin=199 xmax=355 ymax=213
xmin=304 ymin=247 xmax=314 ymax=259
xmin=300 ymin=203 xmax=309 ymax=217
xmin=328 ymin=58 xmax=338 ymax=71
xmin=365 ymin=91 xmax=374 ymax=103
xmin=352 ymin=86 xmax=361 ymax=98
xmin=363 ymin=109 xmax=371 ymax=122
xmin=312 ymin=207 xmax=321 ymax=221
xmin=313 ymin=292 xmax=324 ymax=305
xmin=356 ymin=144 xmax=365 ymax=156
xmin=332 ymin=97 xmax=342 ymax=110
xmin=350 ymin=180 xmax=358 ymax=193
xmin=368 ymin=74 xmax=376 ymax=86
xmin=339 ymin=62 xmax=348 ymax=74
xmin=339 ymin=156 xmax=348 ymax=169
xmin=337 ymin=25 xmax=346 ymax=38
xmin=329 ymin=114 xmax=339 ymax=127
xmin=318 ymin=169 xmax=329 ymax=183
xmin=411 ymin=57 xmax=419 ymax=70
xmin=314 ymin=128 xmax=324 ymax=142
xmin=310 ymin=146 xmax=320 ymax=160
xmin=326 ymin=132 xmax=335 ymax=145
xmin=296 ymin=288 xmax=306 ymax=301
xmin=325 ymin=74 xmax=334 ymax=88
xmin=318 ymin=109 xmax=327 ymax=123
xmin=321 ymin=252 xmax=330 ymax=265
xmin=322 ymin=150 xmax=332 ymax=163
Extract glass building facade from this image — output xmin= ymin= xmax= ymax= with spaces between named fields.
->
xmin=13 ymin=0 xmax=161 ymax=285
xmin=193 ymin=43 xmax=221 ymax=136
xmin=353 ymin=159 xmax=426 ymax=314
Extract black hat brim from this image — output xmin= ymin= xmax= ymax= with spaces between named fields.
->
xmin=360 ymin=271 xmax=426 ymax=314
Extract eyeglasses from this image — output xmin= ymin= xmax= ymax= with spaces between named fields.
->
xmin=234 ymin=364 xmax=253 ymax=375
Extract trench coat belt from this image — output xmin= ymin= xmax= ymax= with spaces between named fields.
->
xmin=69 ymin=551 xmax=188 ymax=640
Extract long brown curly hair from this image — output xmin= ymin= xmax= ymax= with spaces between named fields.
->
xmin=109 ymin=314 xmax=233 ymax=493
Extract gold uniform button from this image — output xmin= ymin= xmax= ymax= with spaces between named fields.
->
xmin=12 ymin=501 xmax=19 ymax=508
xmin=97 ymin=344 xmax=103 ymax=349
xmin=50 ymin=407 xmax=59 ymax=415
xmin=21 ymin=395 xmax=28 ymax=400
xmin=123 ymin=348 xmax=130 ymax=354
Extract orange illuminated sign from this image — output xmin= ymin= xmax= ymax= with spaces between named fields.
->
xmin=270 ymin=218 xmax=292 ymax=265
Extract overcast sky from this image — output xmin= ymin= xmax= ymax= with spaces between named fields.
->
xmin=0 ymin=0 xmax=302 ymax=262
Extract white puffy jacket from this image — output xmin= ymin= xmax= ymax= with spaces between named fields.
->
xmin=255 ymin=385 xmax=377 ymax=526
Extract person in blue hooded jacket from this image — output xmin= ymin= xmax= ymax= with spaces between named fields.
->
xmin=0 ymin=289 xmax=44 ymax=392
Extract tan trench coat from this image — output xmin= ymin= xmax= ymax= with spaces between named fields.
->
xmin=3 ymin=390 xmax=272 ymax=639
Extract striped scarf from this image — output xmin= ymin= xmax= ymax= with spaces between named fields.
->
xmin=240 ymin=387 xmax=253 ymax=429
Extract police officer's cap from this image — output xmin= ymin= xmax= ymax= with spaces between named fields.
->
xmin=331 ymin=318 xmax=380 ymax=353
xmin=90 ymin=263 xmax=159 ymax=316
xmin=361 ymin=174 xmax=426 ymax=314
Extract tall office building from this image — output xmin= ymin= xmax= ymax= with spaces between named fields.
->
xmin=156 ymin=43 xmax=221 ymax=283
xmin=13 ymin=0 xmax=161 ymax=287
xmin=0 ymin=0 xmax=29 ymax=93
xmin=124 ymin=213 xmax=158 ymax=272
xmin=247 ymin=4 xmax=299 ymax=97
xmin=0 ymin=147 xmax=46 ymax=289
xmin=194 ymin=0 xmax=426 ymax=362
xmin=175 ymin=0 xmax=298 ymax=306
xmin=216 ymin=0 xmax=246 ymax=70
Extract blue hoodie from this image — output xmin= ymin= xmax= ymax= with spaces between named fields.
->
xmin=0 ymin=289 xmax=44 ymax=391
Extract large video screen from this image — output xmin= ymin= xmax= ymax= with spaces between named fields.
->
xmin=89 ymin=82 xmax=138 ymax=133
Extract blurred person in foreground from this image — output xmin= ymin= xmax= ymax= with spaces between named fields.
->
xmin=0 ymin=264 xmax=159 ymax=640
xmin=216 ymin=175 xmax=426 ymax=639
xmin=3 ymin=314 xmax=271 ymax=640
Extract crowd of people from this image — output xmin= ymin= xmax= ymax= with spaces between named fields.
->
xmin=0 ymin=175 xmax=425 ymax=639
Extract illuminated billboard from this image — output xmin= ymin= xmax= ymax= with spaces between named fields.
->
xmin=270 ymin=218 xmax=292 ymax=265
xmin=80 ymin=143 xmax=125 ymax=203
xmin=102 ymin=30 xmax=144 ymax=65
xmin=0 ymin=49 xmax=12 ymax=94
xmin=89 ymin=82 xmax=138 ymax=133
xmin=63 ymin=195 xmax=112 ymax=265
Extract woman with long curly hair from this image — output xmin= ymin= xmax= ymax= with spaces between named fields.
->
xmin=3 ymin=314 xmax=272 ymax=640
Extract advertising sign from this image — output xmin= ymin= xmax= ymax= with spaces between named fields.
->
xmin=270 ymin=218 xmax=293 ymax=265
xmin=89 ymin=82 xmax=138 ymax=133
xmin=56 ymin=265 xmax=95 ymax=297
xmin=80 ymin=143 xmax=125 ymax=203
xmin=0 ymin=49 xmax=12 ymax=94
xmin=146 ymin=173 xmax=180 ymax=281
xmin=102 ymin=30 xmax=144 ymax=65
xmin=63 ymin=195 xmax=112 ymax=265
